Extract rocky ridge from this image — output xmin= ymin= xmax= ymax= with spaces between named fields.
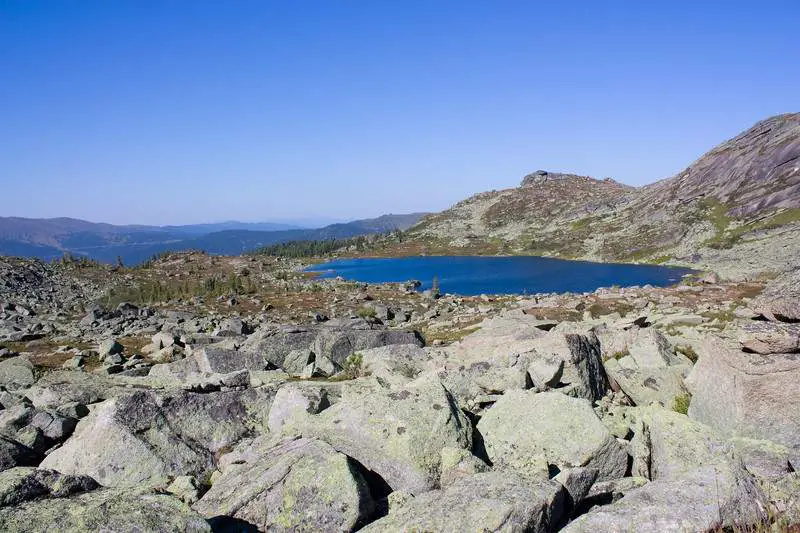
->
xmin=405 ymin=113 xmax=800 ymax=279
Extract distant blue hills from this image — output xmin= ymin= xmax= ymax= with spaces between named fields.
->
xmin=0 ymin=214 xmax=428 ymax=265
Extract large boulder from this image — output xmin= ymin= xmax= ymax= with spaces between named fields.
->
xmin=569 ymin=405 xmax=769 ymax=532
xmin=752 ymin=269 xmax=800 ymax=322
xmin=738 ymin=321 xmax=800 ymax=355
xmin=361 ymin=471 xmax=566 ymax=533
xmin=685 ymin=335 xmax=800 ymax=455
xmin=0 ymin=487 xmax=211 ymax=532
xmin=240 ymin=323 xmax=424 ymax=372
xmin=597 ymin=327 xmax=693 ymax=407
xmin=0 ymin=357 xmax=35 ymax=391
xmin=40 ymin=387 xmax=276 ymax=487
xmin=359 ymin=344 xmax=431 ymax=388
xmin=562 ymin=465 xmax=767 ymax=533
xmin=297 ymin=374 xmax=472 ymax=493
xmin=0 ymin=467 xmax=98 ymax=507
xmin=476 ymin=390 xmax=628 ymax=481
xmin=24 ymin=371 xmax=123 ymax=408
xmin=194 ymin=438 xmax=373 ymax=532
xmin=0 ymin=437 xmax=39 ymax=473
xmin=526 ymin=329 xmax=608 ymax=402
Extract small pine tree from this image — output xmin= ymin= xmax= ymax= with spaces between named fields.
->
xmin=432 ymin=275 xmax=440 ymax=297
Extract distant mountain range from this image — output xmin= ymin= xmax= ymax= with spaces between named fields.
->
xmin=0 ymin=214 xmax=428 ymax=264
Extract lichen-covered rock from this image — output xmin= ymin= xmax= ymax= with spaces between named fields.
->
xmin=194 ymin=437 xmax=372 ymax=532
xmin=40 ymin=386 xmax=276 ymax=487
xmin=360 ymin=471 xmax=566 ymax=533
xmin=752 ymin=269 xmax=800 ymax=322
xmin=597 ymin=326 xmax=693 ymax=407
xmin=561 ymin=465 xmax=767 ymax=532
xmin=527 ymin=330 xmax=608 ymax=402
xmin=0 ymin=488 xmax=211 ymax=533
xmin=359 ymin=343 xmax=431 ymax=388
xmin=0 ymin=437 xmax=39 ymax=473
xmin=268 ymin=383 xmax=329 ymax=434
xmin=0 ymin=357 xmax=35 ymax=391
xmin=477 ymin=390 xmax=628 ymax=481
xmin=0 ymin=467 xmax=98 ymax=507
xmin=298 ymin=373 xmax=472 ymax=493
xmin=686 ymin=335 xmax=800 ymax=455
xmin=575 ymin=406 xmax=770 ymax=532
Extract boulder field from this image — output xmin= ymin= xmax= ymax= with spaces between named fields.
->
xmin=0 ymin=268 xmax=798 ymax=531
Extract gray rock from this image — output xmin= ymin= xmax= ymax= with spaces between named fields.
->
xmin=738 ymin=321 xmax=800 ymax=355
xmin=359 ymin=343 xmax=431 ymax=387
xmin=477 ymin=390 xmax=628 ymax=482
xmin=0 ymin=357 xmax=35 ymax=391
xmin=0 ymin=467 xmax=98 ymax=507
xmin=562 ymin=465 xmax=767 ymax=532
xmin=686 ymin=335 xmax=800 ymax=455
xmin=554 ymin=467 xmax=599 ymax=507
xmin=194 ymin=438 xmax=373 ymax=532
xmin=268 ymin=383 xmax=329 ymax=434
xmin=0 ymin=436 xmax=39 ymax=473
xmin=298 ymin=374 xmax=472 ymax=493
xmin=194 ymin=345 xmax=269 ymax=374
xmin=752 ymin=269 xmax=800 ymax=322
xmin=40 ymin=387 xmax=276 ymax=487
xmin=0 ymin=487 xmax=211 ymax=532
xmin=361 ymin=471 xmax=566 ymax=533
xmin=528 ymin=330 xmax=608 ymax=402
xmin=282 ymin=349 xmax=314 ymax=375
xmin=98 ymin=338 xmax=123 ymax=358
xmin=439 ymin=446 xmax=490 ymax=487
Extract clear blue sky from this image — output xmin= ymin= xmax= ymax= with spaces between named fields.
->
xmin=2 ymin=1 xmax=798 ymax=226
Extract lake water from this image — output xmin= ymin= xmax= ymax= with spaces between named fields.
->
xmin=306 ymin=256 xmax=694 ymax=296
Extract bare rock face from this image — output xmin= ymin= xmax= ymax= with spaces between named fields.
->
xmin=194 ymin=438 xmax=373 ymax=532
xmin=686 ymin=335 xmax=800 ymax=456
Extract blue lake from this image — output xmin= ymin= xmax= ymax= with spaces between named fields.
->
xmin=306 ymin=256 xmax=694 ymax=296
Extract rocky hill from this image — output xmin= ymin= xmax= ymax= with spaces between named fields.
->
xmin=407 ymin=113 xmax=800 ymax=278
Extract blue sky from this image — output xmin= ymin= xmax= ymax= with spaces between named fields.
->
xmin=2 ymin=1 xmax=798 ymax=225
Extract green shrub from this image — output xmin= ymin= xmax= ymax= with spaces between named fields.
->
xmin=356 ymin=306 xmax=377 ymax=320
xmin=341 ymin=352 xmax=364 ymax=380
xmin=672 ymin=392 xmax=691 ymax=415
